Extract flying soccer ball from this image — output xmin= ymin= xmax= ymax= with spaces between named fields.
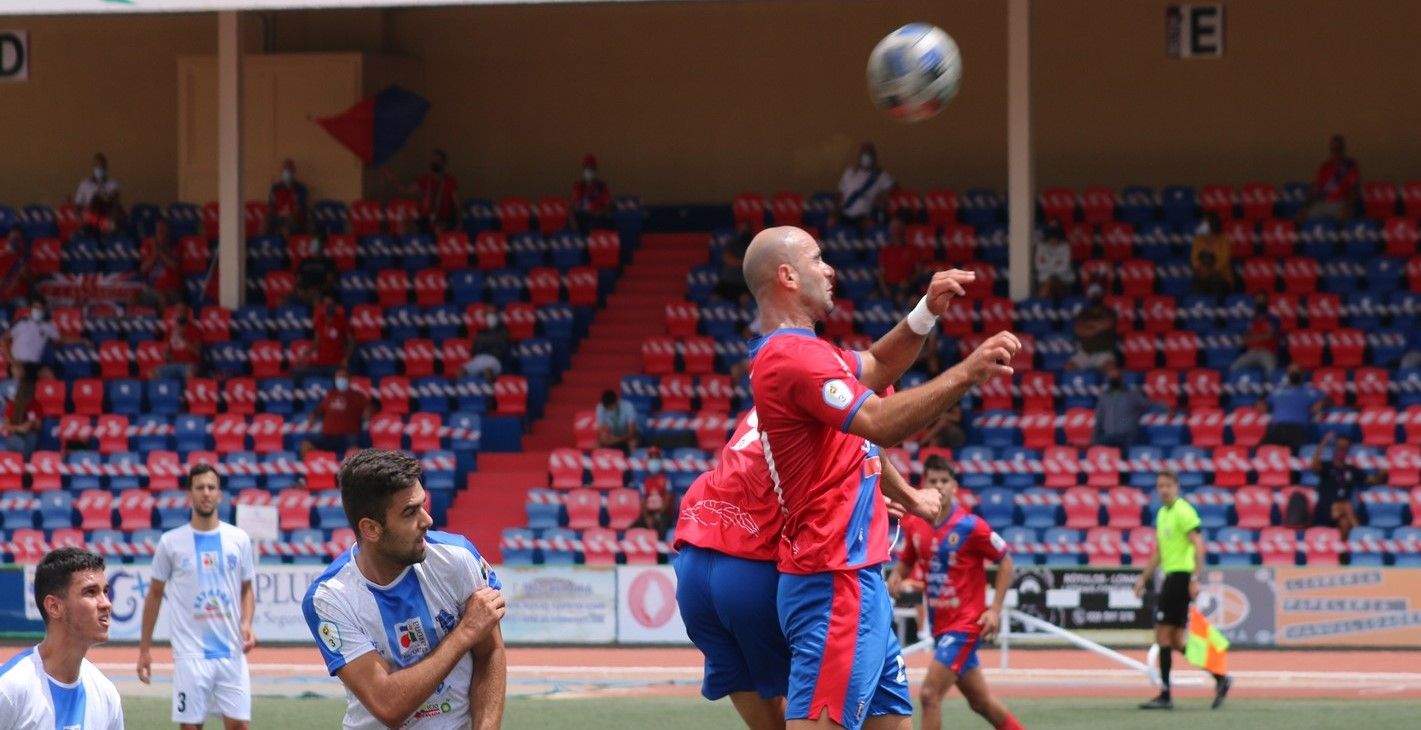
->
xmin=866 ymin=23 xmax=962 ymax=122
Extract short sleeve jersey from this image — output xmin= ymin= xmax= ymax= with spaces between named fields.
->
xmin=749 ymin=328 xmax=890 ymax=574
xmin=898 ymin=506 xmax=1007 ymax=636
xmin=673 ymin=408 xmax=782 ymax=562
xmin=302 ymin=531 xmax=501 ymax=729
xmin=0 ymin=647 xmax=124 ymax=729
xmin=151 ymin=522 xmax=257 ymax=660
xmin=1155 ymin=498 xmax=1202 ymax=574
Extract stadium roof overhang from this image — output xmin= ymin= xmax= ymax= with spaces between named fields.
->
xmin=0 ymin=0 xmax=672 ymax=15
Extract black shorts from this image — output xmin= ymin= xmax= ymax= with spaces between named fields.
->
xmin=1155 ymin=572 xmax=1193 ymax=627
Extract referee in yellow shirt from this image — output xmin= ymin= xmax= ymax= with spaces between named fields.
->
xmin=1132 ymin=470 xmax=1232 ymax=710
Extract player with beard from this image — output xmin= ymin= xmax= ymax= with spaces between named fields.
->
xmin=138 ymin=463 xmax=257 ymax=730
xmin=303 ymin=449 xmax=506 ymax=729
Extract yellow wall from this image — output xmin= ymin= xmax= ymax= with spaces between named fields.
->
xmin=1 ymin=1 xmax=1420 ymax=208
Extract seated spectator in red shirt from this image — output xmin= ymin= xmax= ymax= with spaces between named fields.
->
xmin=634 ymin=447 xmax=673 ymax=535
xmin=572 ymin=154 xmax=613 ymax=234
xmin=294 ymin=296 xmax=351 ymax=379
xmin=0 ymin=229 xmax=32 ymax=307
xmin=385 ymin=149 xmax=461 ymax=234
xmin=139 ymin=218 xmax=183 ymax=307
xmin=303 ymin=367 xmax=370 ymax=457
xmin=877 ymin=218 xmax=928 ymax=304
xmin=74 ymin=153 xmax=124 ymax=237
xmin=153 ymin=302 xmax=202 ymax=381
xmin=1 ymin=379 xmax=41 ymax=457
xmin=1299 ymin=134 xmax=1359 ymax=222
xmin=266 ymin=159 xmax=309 ymax=235
xmin=1230 ymin=293 xmax=1279 ymax=375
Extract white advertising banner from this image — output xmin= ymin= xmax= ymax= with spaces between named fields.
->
xmin=498 ymin=566 xmax=617 ymax=644
xmin=615 ymin=566 xmax=690 ymax=644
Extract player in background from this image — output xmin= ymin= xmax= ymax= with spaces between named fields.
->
xmin=743 ymin=226 xmax=1019 ymax=730
xmin=676 ymin=407 xmax=940 ymax=730
xmin=0 ymin=547 xmax=123 ymax=729
xmin=137 ymin=463 xmax=256 ymax=730
xmin=888 ymin=456 xmax=1022 ymax=730
xmin=303 ymin=449 xmax=506 ymax=729
xmin=1133 ymin=470 xmax=1231 ymax=710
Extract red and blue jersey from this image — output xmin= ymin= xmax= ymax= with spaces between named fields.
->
xmin=674 ymin=409 xmax=782 ymax=562
xmin=749 ymin=328 xmax=891 ymax=575
xmin=898 ymin=505 xmax=1008 ymax=636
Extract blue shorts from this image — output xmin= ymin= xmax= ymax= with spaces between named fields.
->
xmin=674 ymin=545 xmax=790 ymax=700
xmin=932 ymin=631 xmax=982 ymax=675
xmin=778 ymin=568 xmax=913 ymax=730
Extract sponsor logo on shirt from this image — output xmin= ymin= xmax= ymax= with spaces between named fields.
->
xmin=200 ymin=551 xmax=220 ymax=571
xmin=192 ymin=589 xmax=234 ymax=621
xmin=822 ymin=379 xmax=853 ymax=409
xmin=395 ymin=617 xmax=431 ymax=659
xmin=409 ymin=701 xmax=453 ymax=722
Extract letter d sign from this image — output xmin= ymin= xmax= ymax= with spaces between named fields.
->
xmin=1 ymin=31 xmax=29 ymax=82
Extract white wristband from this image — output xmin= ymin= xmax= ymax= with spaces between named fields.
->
xmin=906 ymin=296 xmax=937 ymax=336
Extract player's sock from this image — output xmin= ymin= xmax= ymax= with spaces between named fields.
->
xmin=995 ymin=713 xmax=1025 ymax=730
xmin=1212 ymin=672 xmax=1226 ymax=683
xmin=1159 ymin=647 xmax=1172 ymax=699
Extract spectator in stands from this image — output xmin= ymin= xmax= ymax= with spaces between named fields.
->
xmin=1230 ymin=293 xmax=1279 ymax=374
xmin=715 ymin=224 xmax=753 ymax=304
xmin=836 ymin=142 xmax=896 ymax=230
xmin=294 ymin=296 xmax=351 ymax=379
xmin=464 ymin=312 xmax=508 ymax=381
xmin=1398 ymin=329 xmax=1421 ymax=370
xmin=292 ymin=237 xmax=338 ymax=307
xmin=303 ymin=367 xmax=370 ymax=457
xmin=1190 ymin=212 xmax=1234 ymax=296
xmin=153 ymin=302 xmax=203 ymax=381
xmin=1034 ymin=219 xmax=1075 ymax=298
xmin=74 ymin=153 xmax=124 ymax=237
xmin=3 ymin=298 xmax=60 ymax=381
xmin=596 ymin=388 xmax=639 ymax=453
xmin=139 ymin=218 xmax=183 ymax=308
xmin=1 ymin=378 xmax=41 ymax=457
xmin=571 ymin=154 xmax=613 ymax=234
xmin=1067 ymin=285 xmax=1119 ymax=371
xmin=266 ymin=158 xmax=309 ymax=235
xmin=635 ymin=446 xmax=673 ymax=535
xmin=916 ymin=399 xmax=966 ymax=450
xmin=0 ymin=363 xmax=18 ymax=413
xmin=1093 ymin=364 xmax=1156 ymax=450
xmin=1310 ymin=433 xmax=1376 ymax=540
xmin=0 ymin=228 xmax=33 ymax=307
xmin=877 ymin=218 xmax=926 ymax=305
xmin=1261 ymin=365 xmax=1326 ymax=452
xmin=1299 ymin=134 xmax=1359 ymax=222
xmin=386 ymin=149 xmax=461 ymax=233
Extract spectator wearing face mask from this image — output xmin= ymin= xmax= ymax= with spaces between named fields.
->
xmin=571 ymin=154 xmax=613 ymax=235
xmin=1092 ymin=364 xmax=1157 ymax=450
xmin=152 ymin=302 xmax=203 ymax=381
xmin=293 ymin=238 xmax=338 ymax=307
xmin=596 ymin=389 xmax=639 ymax=453
xmin=304 ymin=367 xmax=371 ymax=457
xmin=836 ymin=142 xmax=896 ymax=230
xmin=73 ymin=153 xmax=124 ymax=237
xmin=1261 ymin=365 xmax=1327 ymax=452
xmin=1190 ymin=212 xmax=1234 ymax=296
xmin=1230 ymin=293 xmax=1279 ymax=375
xmin=464 ymin=313 xmax=508 ymax=381
xmin=293 ymin=297 xmax=350 ymax=379
xmin=267 ymin=158 xmax=309 ymax=235
xmin=636 ymin=446 xmax=673 ymax=535
xmin=139 ymin=218 xmax=183 ymax=308
xmin=0 ymin=378 xmax=41 ymax=457
xmin=3 ymin=300 xmax=61 ymax=381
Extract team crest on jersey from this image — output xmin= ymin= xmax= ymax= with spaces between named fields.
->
xmin=227 ymin=552 xmax=238 ymax=572
xmin=200 ymin=551 xmax=220 ymax=571
xmin=395 ymin=617 xmax=431 ymax=659
xmin=947 ymin=532 xmax=960 ymax=546
xmin=317 ymin=621 xmax=343 ymax=651
xmin=435 ymin=609 xmax=457 ymax=635
xmin=822 ymin=379 xmax=853 ymax=409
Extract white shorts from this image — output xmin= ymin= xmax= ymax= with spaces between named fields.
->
xmin=173 ymin=655 xmax=251 ymax=723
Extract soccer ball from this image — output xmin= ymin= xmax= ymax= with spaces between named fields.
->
xmin=866 ymin=23 xmax=962 ymax=122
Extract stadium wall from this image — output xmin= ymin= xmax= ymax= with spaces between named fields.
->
xmin=1 ymin=1 xmax=1419 ymax=206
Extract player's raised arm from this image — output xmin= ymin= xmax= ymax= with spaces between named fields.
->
xmin=856 ymin=268 xmax=975 ymax=391
xmin=848 ymin=331 xmax=1020 ymax=447
xmin=468 ymin=624 xmax=507 ymax=730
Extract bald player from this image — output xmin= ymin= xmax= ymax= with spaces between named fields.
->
xmin=744 ymin=226 xmax=1020 ymax=730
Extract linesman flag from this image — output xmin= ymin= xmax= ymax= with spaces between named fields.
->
xmin=1185 ymin=605 xmax=1229 ymax=675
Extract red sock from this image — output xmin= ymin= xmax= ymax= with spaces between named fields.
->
xmin=996 ymin=714 xmax=1024 ymax=730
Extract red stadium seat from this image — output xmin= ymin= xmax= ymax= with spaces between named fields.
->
xmin=731 ymin=193 xmax=765 ymax=230
xmin=1080 ymin=187 xmax=1115 ymax=225
xmin=1224 ymin=220 xmax=1255 ymax=259
xmin=186 ymin=450 xmax=219 ymax=472
xmin=1104 ymin=487 xmax=1145 ymax=529
xmin=1256 ymin=445 xmax=1292 ymax=487
xmin=1362 ymin=182 xmax=1398 ymax=220
xmin=1184 ymin=369 xmax=1221 ymax=409
xmin=770 ymin=192 xmax=804 ymax=227
xmin=549 ymin=448 xmax=584 ymax=489
xmin=1084 ymin=526 xmax=1125 ymax=566
xmin=474 ymin=232 xmax=509 ymax=270
xmin=117 ymin=491 xmax=155 ymax=531
xmin=978 ymin=376 xmax=1012 ymax=411
xmin=566 ymin=267 xmax=599 ymax=306
xmin=75 ymin=489 xmax=113 ymax=530
xmin=1258 ymin=527 xmax=1298 ymax=566
xmin=586 ymin=230 xmax=620 ymax=269
xmin=1200 ymin=184 xmax=1236 ymax=221
xmin=0 ymin=451 xmax=22 ymax=492
xmin=97 ymin=340 xmax=132 ymax=379
xmin=924 ymin=189 xmax=959 ymax=227
xmin=1286 ymin=330 xmax=1325 ymax=369
xmin=261 ymin=271 xmax=295 ymax=308
xmin=573 ymin=411 xmax=599 ymax=450
xmin=528 ymin=267 xmax=562 ymax=306
xmin=582 ymin=527 xmax=619 ymax=566
xmin=665 ymin=302 xmax=698 ymax=338
xmin=303 ymin=450 xmax=339 ymax=490
xmin=565 ymin=489 xmax=601 ymax=530
xmin=1240 ymin=257 xmax=1276 ymax=294
xmin=1020 ymin=409 xmax=1056 ymax=451
xmin=1311 ymin=368 xmax=1347 ymax=407
xmin=660 ymin=375 xmax=694 ymax=413
xmin=135 ymin=341 xmax=165 ymax=379
xmin=403 ymin=339 xmax=437 ymax=378
xmin=375 ymin=269 xmax=410 ymax=308
xmin=277 ymin=489 xmax=313 ymax=531
xmin=696 ymin=414 xmax=731 ymax=451
xmin=1188 ymin=408 xmax=1226 ymax=448
xmin=699 ymin=375 xmax=733 ymax=414
xmin=34 ymin=379 xmax=65 ymax=418
xmin=378 ymin=376 xmax=411 ymax=415
xmin=181 ymin=235 xmax=212 ymax=274
xmin=147 ymin=451 xmax=182 ymax=491
xmin=1270 ymin=294 xmax=1302 ymax=333
xmin=1328 ymin=328 xmax=1365 ymax=368
xmin=962 ymin=262 xmax=994 ymax=300
xmin=623 ymin=527 xmax=662 ymax=566
xmin=1382 ymin=217 xmax=1417 ymax=258
xmin=606 ymin=488 xmax=641 ymax=531
xmin=1412 ymin=488 xmax=1421 ymax=526
xmin=1304 ymin=293 xmax=1340 ymax=332
xmin=503 ymin=303 xmax=537 ymax=341
xmin=437 ymin=231 xmax=472 ymax=269
xmin=1128 ymin=529 xmax=1157 ymax=565
xmin=1062 ymin=487 xmax=1101 ymax=528
xmin=888 ymin=189 xmax=923 ymax=222
xmin=1140 ymin=295 xmax=1177 ymax=335
xmin=69 ymin=378 xmax=102 ymax=416
xmin=347 ymin=199 xmax=382 ymax=237
xmin=1281 ymin=257 xmax=1319 ymax=295
xmin=412 ymin=268 xmax=447 ymax=308
xmin=1143 ymin=370 xmax=1180 ymax=408
xmin=1085 ymin=446 xmax=1121 ymax=488
xmin=1359 ymin=407 xmax=1399 ymax=447
xmin=1102 ymin=295 xmax=1135 ymax=335
xmin=1040 ymin=187 xmax=1077 ymax=224
xmin=196 ymin=306 xmax=231 ymax=344
xmin=223 ymin=377 xmax=256 ymax=416
xmin=49 ymin=307 xmax=82 ymax=341
xmin=1259 ymin=219 xmax=1296 ymax=260
xmin=979 ymin=297 xmax=1014 ymax=334
xmin=1122 ymin=332 xmax=1157 ymax=371
xmin=1386 ymin=445 xmax=1420 ymax=487
xmin=1162 ymin=331 xmax=1199 ymax=370
xmin=1043 ymin=446 xmax=1079 ymax=488
xmin=250 ymin=414 xmax=284 ymax=454
xmin=211 ymin=414 xmax=247 ymax=454
xmin=1098 ymin=222 xmax=1133 ymax=262
xmin=588 ymin=449 xmax=626 ymax=490
xmin=369 ymin=412 xmax=404 ymax=451
xmin=236 ymin=488 xmax=271 ymax=507
xmin=440 ymin=338 xmax=471 ymax=377
xmin=939 ymin=296 xmax=973 ymax=337
xmin=1240 ymin=183 xmax=1277 ymax=222
xmin=1212 ymin=446 xmax=1250 ymax=488
xmin=536 ymin=196 xmax=570 ymax=234
xmin=1231 ymin=486 xmax=1272 ymax=529
xmin=58 ymin=204 xmax=84 ymax=240
xmin=642 ymin=337 xmax=677 ymax=375
xmin=1020 ymin=371 xmax=1055 ymax=412
xmin=494 ymin=375 xmax=528 ymax=416
xmin=249 ymin=340 xmax=284 ymax=378
xmin=29 ymin=238 xmax=63 ymax=276
xmin=1302 ymin=527 xmax=1343 ymax=566
xmin=682 ymin=337 xmax=717 ymax=375
xmin=1401 ymin=181 xmax=1421 ymax=218
xmin=1120 ymin=259 xmax=1156 ymax=297
xmin=407 ymin=413 xmax=442 ymax=453
xmin=497 ymin=198 xmax=533 ymax=234
xmin=241 ymin=200 xmax=268 ymax=238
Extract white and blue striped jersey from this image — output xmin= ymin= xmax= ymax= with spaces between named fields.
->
xmin=302 ymin=531 xmax=501 ymax=730
xmin=0 ymin=646 xmax=124 ymax=730
xmin=151 ymin=523 xmax=257 ymax=660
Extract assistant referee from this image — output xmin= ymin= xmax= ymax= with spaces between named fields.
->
xmin=1132 ymin=470 xmax=1232 ymax=710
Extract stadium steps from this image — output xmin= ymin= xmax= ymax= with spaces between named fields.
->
xmin=449 ymin=233 xmax=707 ymax=560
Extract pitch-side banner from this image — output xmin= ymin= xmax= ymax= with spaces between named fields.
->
xmin=1272 ymin=567 xmax=1421 ymax=646
xmin=0 ymin=0 xmax=654 ymax=15
xmin=615 ymin=565 xmax=690 ymax=644
xmin=498 ymin=566 xmax=617 ymax=644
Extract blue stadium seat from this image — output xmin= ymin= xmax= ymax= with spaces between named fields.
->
xmin=487 ymin=269 xmax=525 ymax=307
xmin=977 ymin=410 xmax=1019 ymax=449
xmin=272 ymin=305 xmax=310 ymax=343
xmin=1169 ymin=447 xmax=1208 ymax=488
xmin=385 ymin=305 xmax=422 ymax=342
xmin=1274 ymin=182 xmax=1310 ymax=219
xmin=444 ymin=411 xmax=482 ymax=474
xmin=88 ymin=529 xmax=127 ymax=556
xmin=1015 ymin=298 xmax=1058 ymax=337
xmin=338 ymin=271 xmax=375 ymax=308
xmin=452 ymin=376 xmax=489 ymax=414
xmin=67 ymin=237 xmax=101 ymax=275
xmin=1144 ymin=418 xmax=1186 ymax=448
xmin=411 ymin=377 xmax=450 ymax=414
xmin=1019 ymin=488 xmax=1060 ymax=529
xmin=1160 ymin=186 xmax=1197 ymax=227
xmin=548 ymin=231 xmax=586 ymax=271
xmin=358 ymin=233 xmax=398 ymax=271
xmin=312 ymin=199 xmax=348 ymax=234
xmin=105 ymin=236 xmax=140 ymax=275
xmin=1346 ymin=526 xmax=1387 ymax=567
xmin=620 ymin=375 xmax=659 ymax=415
xmin=166 ymin=202 xmax=202 ymax=237
xmin=108 ymin=452 xmax=143 ymax=490
xmin=208 ymin=342 xmax=248 ymax=378
xmin=1395 ymin=367 xmax=1421 ymax=408
xmin=1000 ymin=448 xmax=1039 ymax=490
xmin=1371 ymin=329 xmax=1407 ymax=367
xmin=1117 ymin=186 xmax=1157 ymax=225
xmin=956 ymin=446 xmax=996 ymax=489
xmin=1128 ymin=446 xmax=1163 ymax=488
xmin=133 ymin=415 xmax=173 ymax=453
xmin=426 ymin=304 xmax=464 ymax=341
xmin=449 ymin=270 xmax=486 ymax=307
xmin=312 ymin=496 xmax=346 ymax=530
xmin=19 ymin=204 xmax=58 ymax=238
xmin=233 ymin=306 xmax=270 ymax=343
xmin=1224 ymin=368 xmax=1266 ymax=409
xmin=174 ymin=414 xmax=211 ymax=454
xmin=462 ymin=198 xmax=498 ymax=235
xmin=999 ymin=526 xmax=1039 ymax=565
xmin=129 ymin=528 xmax=163 ymax=552
xmin=1393 ymin=527 xmax=1421 ymax=567
xmin=1300 ymin=218 xmax=1338 ymax=260
xmin=539 ymin=304 xmax=577 ymax=344
xmin=1041 ymin=527 xmax=1085 ymax=566
xmin=359 ymin=341 xmax=401 ymax=379
xmin=1037 ymin=335 xmax=1075 ymax=371
xmin=960 ymin=188 xmax=1004 ymax=228
xmin=1178 ymin=295 xmax=1217 ymax=335
xmin=38 ymin=491 xmax=74 ymax=530
xmin=0 ymin=206 xmax=17 ymax=235
xmin=502 ymin=527 xmax=537 ymax=566
xmin=525 ymin=489 xmax=563 ymax=531
xmin=56 ymin=343 xmax=96 ymax=379
xmin=264 ymin=452 xmax=301 ymax=491
xmin=514 ymin=338 xmax=554 ymax=379
xmin=422 ymin=450 xmax=457 ymax=492
xmin=66 ymin=451 xmax=103 ymax=491
xmin=1342 ymin=219 xmax=1380 ymax=260
xmin=1363 ymin=257 xmax=1403 ymax=296
xmin=246 ymin=236 xmax=288 ymax=277
xmin=1362 ymin=488 xmax=1408 ymax=529
xmin=257 ymin=378 xmax=295 ymax=416
xmin=1214 ymin=527 xmax=1257 ymax=567
xmin=686 ymin=265 xmax=718 ymax=304
xmin=1194 ymin=488 xmax=1232 ymax=530
xmin=288 ymin=528 xmax=329 ymax=565
xmin=107 ymin=379 xmax=143 ymax=416
xmin=509 ymin=232 xmax=546 ymax=270
xmin=835 ymin=263 xmax=877 ymax=301
xmin=974 ymin=488 xmax=1015 ymax=527
xmin=540 ymin=527 xmax=580 ymax=566
xmin=223 ymin=451 xmax=260 ymax=490
xmin=1059 ymin=370 xmax=1100 ymax=410
xmin=1345 ymin=292 xmax=1384 ymax=331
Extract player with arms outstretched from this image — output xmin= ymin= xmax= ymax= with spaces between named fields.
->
xmin=303 ymin=449 xmax=506 ymax=729
xmin=888 ymin=456 xmax=1023 ymax=730
xmin=743 ymin=226 xmax=1019 ymax=730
